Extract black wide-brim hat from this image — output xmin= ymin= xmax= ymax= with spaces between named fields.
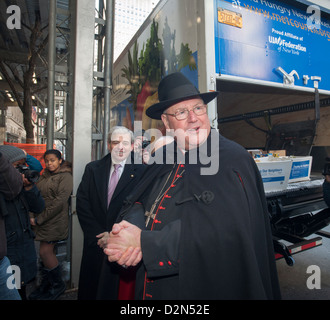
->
xmin=146 ymin=72 xmax=219 ymax=120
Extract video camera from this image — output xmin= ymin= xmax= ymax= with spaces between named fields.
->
xmin=322 ymin=157 xmax=330 ymax=176
xmin=17 ymin=165 xmax=40 ymax=184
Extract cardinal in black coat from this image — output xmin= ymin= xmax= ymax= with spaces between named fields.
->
xmin=105 ymin=73 xmax=281 ymax=300
xmin=110 ymin=132 xmax=281 ymax=300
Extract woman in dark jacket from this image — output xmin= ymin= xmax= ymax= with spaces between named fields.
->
xmin=0 ymin=145 xmax=45 ymax=300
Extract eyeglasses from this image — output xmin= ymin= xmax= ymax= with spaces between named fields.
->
xmin=163 ymin=104 xmax=207 ymax=121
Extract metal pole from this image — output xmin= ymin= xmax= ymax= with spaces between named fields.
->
xmin=96 ymin=0 xmax=104 ymax=159
xmin=47 ymin=0 xmax=56 ymax=150
xmin=102 ymin=0 xmax=115 ymax=156
xmin=65 ymin=0 xmax=76 ymax=163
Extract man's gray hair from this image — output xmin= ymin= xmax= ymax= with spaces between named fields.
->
xmin=107 ymin=126 xmax=134 ymax=143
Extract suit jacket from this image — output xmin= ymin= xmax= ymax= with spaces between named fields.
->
xmin=76 ymin=153 xmax=146 ymax=300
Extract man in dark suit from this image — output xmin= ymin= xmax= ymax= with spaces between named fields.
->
xmin=76 ymin=126 xmax=146 ymax=300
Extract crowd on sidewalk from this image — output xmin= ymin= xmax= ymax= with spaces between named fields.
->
xmin=1 ymin=73 xmax=330 ymax=301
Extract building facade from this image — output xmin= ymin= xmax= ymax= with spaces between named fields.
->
xmin=114 ymin=0 xmax=160 ymax=61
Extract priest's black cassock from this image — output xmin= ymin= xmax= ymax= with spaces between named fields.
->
xmin=118 ymin=130 xmax=281 ymax=300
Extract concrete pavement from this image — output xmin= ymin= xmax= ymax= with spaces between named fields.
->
xmin=276 ymin=225 xmax=330 ymax=300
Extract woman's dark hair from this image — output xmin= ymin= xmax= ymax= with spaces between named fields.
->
xmin=44 ymin=149 xmax=63 ymax=161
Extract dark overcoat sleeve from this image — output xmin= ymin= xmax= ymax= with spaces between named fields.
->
xmin=121 ymin=202 xmax=146 ymax=229
xmin=141 ymin=220 xmax=181 ymax=278
xmin=77 ymin=163 xmax=106 ymax=245
xmin=119 ymin=164 xmax=182 ymax=278
xmin=24 ymin=185 xmax=45 ymax=214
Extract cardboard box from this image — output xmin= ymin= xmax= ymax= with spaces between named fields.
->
xmin=255 ymin=157 xmax=292 ymax=192
xmin=269 ymin=150 xmax=287 ymax=157
xmin=288 ymin=156 xmax=313 ymax=183
xmin=248 ymin=149 xmax=263 ymax=157
xmin=249 ymin=149 xmax=287 ymax=158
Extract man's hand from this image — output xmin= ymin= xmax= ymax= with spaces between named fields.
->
xmin=96 ymin=232 xmax=109 ymax=249
xmin=104 ymin=220 xmax=142 ymax=267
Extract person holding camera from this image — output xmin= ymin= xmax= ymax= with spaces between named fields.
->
xmin=29 ymin=149 xmax=73 ymax=300
xmin=13 ymin=149 xmax=43 ymax=174
xmin=0 ymin=150 xmax=23 ymax=300
xmin=0 ymin=145 xmax=45 ymax=300
xmin=133 ymin=130 xmax=151 ymax=164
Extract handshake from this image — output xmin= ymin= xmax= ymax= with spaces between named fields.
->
xmin=98 ymin=221 xmax=143 ymax=268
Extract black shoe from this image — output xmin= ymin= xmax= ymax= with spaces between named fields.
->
xmin=38 ymin=265 xmax=66 ymax=300
xmin=28 ymin=268 xmax=51 ymax=300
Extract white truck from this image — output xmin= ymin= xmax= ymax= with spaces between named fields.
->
xmin=110 ymin=0 xmax=330 ymax=265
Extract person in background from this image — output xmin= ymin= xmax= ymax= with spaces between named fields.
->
xmin=77 ymin=126 xmax=146 ymax=300
xmin=133 ymin=130 xmax=151 ymax=164
xmin=0 ymin=151 xmax=23 ymax=300
xmin=4 ymin=147 xmax=43 ymax=173
xmin=24 ymin=150 xmax=43 ymax=173
xmin=0 ymin=145 xmax=45 ymax=300
xmin=29 ymin=149 xmax=73 ymax=300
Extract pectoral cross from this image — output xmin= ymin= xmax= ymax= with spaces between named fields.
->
xmin=143 ymin=165 xmax=181 ymax=227
xmin=144 ymin=203 xmax=157 ymax=227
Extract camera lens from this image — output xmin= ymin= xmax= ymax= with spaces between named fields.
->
xmin=25 ymin=170 xmax=40 ymax=183
xmin=142 ymin=141 xmax=150 ymax=149
xmin=16 ymin=165 xmax=40 ymax=183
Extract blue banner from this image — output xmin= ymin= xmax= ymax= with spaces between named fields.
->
xmin=214 ymin=0 xmax=330 ymax=90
